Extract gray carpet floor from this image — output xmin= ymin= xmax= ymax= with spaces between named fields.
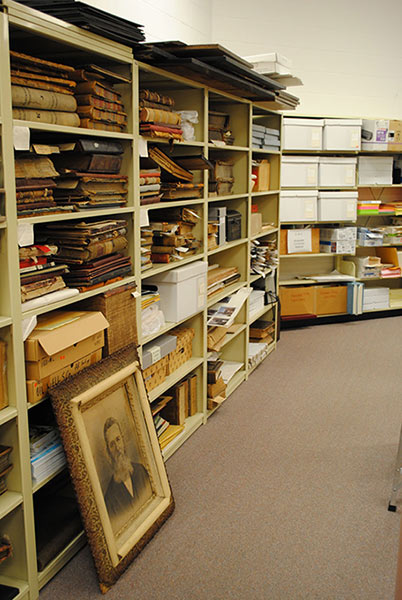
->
xmin=40 ymin=317 xmax=402 ymax=599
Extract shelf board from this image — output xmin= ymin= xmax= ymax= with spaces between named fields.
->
xmin=252 ymin=148 xmax=281 ymax=155
xmin=357 ymin=184 xmax=402 ymax=188
xmin=207 ymin=280 xmax=248 ymax=308
xmin=141 ymin=136 xmax=205 ymax=147
xmin=208 ymin=143 xmax=249 ymax=152
xmin=282 ymin=150 xmax=359 ymax=155
xmin=21 ymin=276 xmax=136 ymax=319
xmin=0 ymin=221 xmax=7 ymax=229
xmin=226 ymin=369 xmax=246 ymax=397
xmin=32 ymin=464 xmax=66 ymax=494
xmin=162 ymin=413 xmax=204 ymax=461
xmin=0 ymin=577 xmax=29 ymax=600
xmin=249 ymin=273 xmax=263 ymax=284
xmin=219 ymin=324 xmax=247 ymax=349
xmin=281 ymin=220 xmax=355 ymax=225
xmin=141 ymin=254 xmax=204 ymax=280
xmin=279 ymin=279 xmax=321 ymax=286
xmin=248 ymin=341 xmax=276 ymax=375
xmin=141 ymin=308 xmax=204 ymax=345
xmin=0 ymin=491 xmax=23 ymax=520
xmin=208 ymin=193 xmax=248 ymax=203
xmin=249 ymin=302 xmax=276 ymax=325
xmin=144 ymin=198 xmax=204 ymax=211
xmin=38 ymin=530 xmax=86 ymax=589
xmin=0 ymin=406 xmax=18 ymax=427
xmin=281 ymin=186 xmax=357 ymax=191
xmin=22 ymin=206 xmax=135 ymax=225
xmin=251 ymin=190 xmax=280 ymax=196
xmin=0 ymin=316 xmax=12 ymax=328
xmin=208 ymin=238 xmax=247 ymax=256
xmin=251 ymin=227 xmax=279 ymax=240
xmin=148 ymin=357 xmax=204 ymax=402
xmin=364 ymin=305 xmax=402 ymax=313
xmin=280 ymin=252 xmax=347 ymax=258
xmin=13 ymin=120 xmax=134 ymax=139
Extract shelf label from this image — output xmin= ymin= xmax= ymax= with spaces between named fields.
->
xmin=139 ymin=136 xmax=148 ymax=157
xmin=288 ymin=229 xmax=312 ymax=254
xmin=13 ymin=125 xmax=30 ymax=151
xmin=17 ymin=222 xmax=34 ymax=246
xmin=140 ymin=208 xmax=149 ymax=227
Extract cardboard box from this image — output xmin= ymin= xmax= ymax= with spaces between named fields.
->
xmin=283 ymin=118 xmax=323 ymax=151
xmin=252 ymin=160 xmax=270 ymax=191
xmin=362 ymin=119 xmax=402 ymax=151
xmin=318 ymin=157 xmax=357 ymax=187
xmin=317 ymin=191 xmax=357 ymax=222
xmin=250 ymin=212 xmax=262 ymax=237
xmin=26 ymin=349 xmax=102 ymax=404
xmin=25 ymin=311 xmax=108 ymax=380
xmin=279 ymin=286 xmax=316 ymax=317
xmin=142 ymin=334 xmax=177 ymax=370
xmin=316 ymin=286 xmax=347 ymax=315
xmin=319 ymin=240 xmax=356 ymax=254
xmin=323 ymin=119 xmax=362 ymax=151
xmin=280 ymin=190 xmax=318 ymax=222
xmin=281 ymin=155 xmax=319 ymax=187
xmin=281 ymin=228 xmax=320 ymax=255
xmin=319 ymin=227 xmax=357 ymax=241
xmin=147 ymin=261 xmax=207 ymax=322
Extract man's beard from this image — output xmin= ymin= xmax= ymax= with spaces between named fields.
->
xmin=111 ymin=452 xmax=134 ymax=484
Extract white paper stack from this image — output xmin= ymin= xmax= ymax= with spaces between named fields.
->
xmin=248 ymin=342 xmax=269 ymax=369
xmin=30 ymin=425 xmax=66 ymax=484
xmin=363 ymin=287 xmax=390 ymax=311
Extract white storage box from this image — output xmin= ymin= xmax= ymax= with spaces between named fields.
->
xmin=319 ymin=240 xmax=356 ymax=254
xmin=317 ymin=191 xmax=357 ymax=221
xmin=318 ymin=157 xmax=357 ymax=187
xmin=323 ymin=119 xmax=362 ymax=151
xmin=319 ymin=227 xmax=357 ymax=241
xmin=283 ymin=118 xmax=324 ymax=150
xmin=246 ymin=53 xmax=292 ymax=74
xmin=249 ymin=290 xmax=265 ymax=317
xmin=280 ymin=190 xmax=318 ymax=222
xmin=147 ymin=261 xmax=207 ymax=322
xmin=281 ymin=156 xmax=319 ymax=187
xmin=358 ymin=156 xmax=393 ymax=185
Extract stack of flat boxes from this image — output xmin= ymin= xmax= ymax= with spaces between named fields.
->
xmin=252 ymin=123 xmax=280 ymax=151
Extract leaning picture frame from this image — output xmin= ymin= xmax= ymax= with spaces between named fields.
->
xmin=49 ymin=346 xmax=174 ymax=593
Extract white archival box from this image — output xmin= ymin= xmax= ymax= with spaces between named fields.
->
xmin=283 ymin=118 xmax=324 ymax=150
xmin=280 ymin=190 xmax=318 ymax=222
xmin=358 ymin=156 xmax=393 ymax=185
xmin=317 ymin=191 xmax=358 ymax=221
xmin=281 ymin=155 xmax=319 ymax=188
xmin=147 ymin=261 xmax=207 ymax=322
xmin=323 ymin=119 xmax=362 ymax=151
xmin=318 ymin=156 xmax=357 ymax=187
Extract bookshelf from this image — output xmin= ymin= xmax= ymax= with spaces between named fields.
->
xmin=0 ymin=2 xmax=282 ymax=596
xmin=279 ymin=115 xmax=402 ymax=324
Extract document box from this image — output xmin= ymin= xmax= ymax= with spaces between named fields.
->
xmin=323 ymin=119 xmax=362 ymax=151
xmin=281 ymin=156 xmax=319 ymax=188
xmin=280 ymin=190 xmax=318 ymax=222
xmin=283 ymin=118 xmax=323 ymax=150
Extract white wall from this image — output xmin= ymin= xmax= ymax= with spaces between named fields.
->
xmin=84 ymin=0 xmax=212 ymax=44
xmin=211 ymin=0 xmax=402 ymax=119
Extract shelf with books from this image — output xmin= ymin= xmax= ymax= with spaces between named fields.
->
xmin=141 ymin=254 xmax=205 ymax=280
xmin=31 ymin=465 xmax=66 ymax=495
xmin=12 ymin=121 xmax=134 ymax=140
xmin=218 ymin=324 xmax=247 ymax=349
xmin=208 ymin=238 xmax=247 ymax=256
xmin=207 ymin=280 xmax=248 ymax=308
xmin=251 ymin=190 xmax=280 ymax=197
xmin=208 ymin=193 xmax=249 ymax=203
xmin=280 ymin=252 xmax=348 ymax=258
xmin=140 ymin=137 xmax=205 ymax=148
xmin=23 ymin=206 xmax=135 ymax=225
xmin=148 ymin=357 xmax=204 ymax=403
xmin=162 ymin=412 xmax=204 ymax=461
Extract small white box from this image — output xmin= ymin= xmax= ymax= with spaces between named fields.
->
xmin=319 ymin=157 xmax=357 ymax=187
xmin=319 ymin=227 xmax=357 ymax=241
xmin=317 ymin=191 xmax=357 ymax=221
xmin=323 ymin=119 xmax=362 ymax=151
xmin=280 ymin=190 xmax=318 ymax=222
xmin=147 ymin=261 xmax=207 ymax=322
xmin=361 ymin=119 xmax=389 ymax=151
xmin=319 ymin=240 xmax=356 ymax=254
xmin=358 ymin=156 xmax=393 ymax=185
xmin=281 ymin=156 xmax=319 ymax=187
xmin=283 ymin=118 xmax=324 ymax=150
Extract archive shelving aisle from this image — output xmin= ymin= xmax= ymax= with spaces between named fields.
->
xmin=0 ymin=1 xmax=282 ymax=596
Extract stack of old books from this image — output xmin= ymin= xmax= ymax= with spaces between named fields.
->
xmin=20 ymin=244 xmax=70 ymax=306
xmin=72 ymin=64 xmax=130 ymax=132
xmin=0 ymin=445 xmax=12 ymax=496
xmin=207 ymin=265 xmax=240 ymax=298
xmin=250 ymin=239 xmax=279 ymax=277
xmin=208 ymin=111 xmax=234 ymax=145
xmin=10 ymin=50 xmax=80 ymax=127
xmin=149 ymin=207 xmax=202 ymax=264
xmin=139 ymin=89 xmax=183 ymax=140
xmin=207 ymin=359 xmax=226 ymax=409
xmin=140 ymin=228 xmax=153 ymax=271
xmin=146 ymin=146 xmax=206 ymax=200
xmin=249 ymin=319 xmax=275 ymax=345
xmin=15 ymin=153 xmax=73 ymax=218
xmin=39 ymin=218 xmax=131 ymax=291
xmin=140 ymin=167 xmax=161 ymax=206
xmin=209 ymin=159 xmax=235 ymax=196
xmin=53 ymin=138 xmax=128 ymax=210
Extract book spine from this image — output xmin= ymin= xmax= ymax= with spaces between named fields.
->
xmin=12 ymin=108 xmax=80 ymax=127
xmin=139 ymin=99 xmax=173 ymax=112
xmin=77 ymin=106 xmax=127 ymax=124
xmin=150 ymin=253 xmax=171 ymax=263
xmin=75 ymin=94 xmax=123 ymax=112
xmin=12 ymin=85 xmax=77 ymax=112
xmin=139 ymin=107 xmax=181 ymax=125
xmin=139 ymin=89 xmax=175 ymax=106
xmin=75 ymin=81 xmax=121 ymax=102
xmin=21 ymin=276 xmax=65 ymax=302
xmin=60 ymin=236 xmax=128 ymax=261
xmin=78 ymin=119 xmax=123 ymax=132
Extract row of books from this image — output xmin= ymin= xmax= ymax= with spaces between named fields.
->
xmin=207 ymin=265 xmax=240 ymax=298
xmin=29 ymin=425 xmax=66 ymax=484
xmin=11 ymin=50 xmax=129 ymax=132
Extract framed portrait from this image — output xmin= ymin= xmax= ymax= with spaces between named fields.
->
xmin=49 ymin=346 xmax=174 ymax=593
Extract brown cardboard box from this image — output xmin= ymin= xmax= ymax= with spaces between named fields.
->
xmin=387 ymin=120 xmax=402 ymax=151
xmin=250 ymin=212 xmax=263 ymax=237
xmin=280 ymin=228 xmax=320 ymax=255
xmin=316 ymin=285 xmax=347 ymax=315
xmin=252 ymin=160 xmax=270 ymax=192
xmin=280 ymin=286 xmax=316 ymax=317
xmin=26 ymin=349 xmax=102 ymax=404
xmin=25 ymin=311 xmax=108 ymax=380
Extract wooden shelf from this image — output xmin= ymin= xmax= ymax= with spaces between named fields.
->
xmin=38 ymin=531 xmax=86 ymax=589
xmin=249 ymin=302 xmax=276 ymax=325
xmin=0 ymin=406 xmax=18 ymax=427
xmin=141 ymin=310 xmax=204 ymax=346
xmin=162 ymin=413 xmax=204 ymax=461
xmin=141 ymin=254 xmax=204 ymax=280
xmin=250 ymin=273 xmax=263 ymax=283
xmin=22 ymin=206 xmax=135 ymax=225
xmin=32 ymin=464 xmax=67 ymax=494
xmin=251 ymin=227 xmax=279 ymax=240
xmin=13 ymin=120 xmax=134 ymax=139
xmin=0 ymin=221 xmax=7 ymax=229
xmin=207 ymin=280 xmax=248 ymax=308
xmin=252 ymin=148 xmax=281 ymax=155
xmin=226 ymin=370 xmax=246 ymax=397
xmin=280 ymin=252 xmax=348 ymax=258
xmin=0 ymin=491 xmax=23 ymax=520
xmin=208 ymin=143 xmax=249 ymax=152
xmin=0 ymin=316 xmax=12 ymax=328
xmin=208 ymin=238 xmax=247 ymax=256
xmin=208 ymin=193 xmax=248 ymax=202
xmin=141 ymin=136 xmax=205 ymax=148
xmin=0 ymin=576 xmax=29 ymax=600
xmin=251 ymin=190 xmax=280 ymax=196
xmin=218 ymin=324 xmax=247 ymax=349
xmin=148 ymin=357 xmax=204 ymax=403
xmin=144 ymin=199 xmax=203 ymax=211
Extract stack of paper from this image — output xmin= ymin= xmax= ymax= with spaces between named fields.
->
xmin=363 ymin=287 xmax=389 ymax=311
xmin=30 ymin=425 xmax=66 ymax=484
